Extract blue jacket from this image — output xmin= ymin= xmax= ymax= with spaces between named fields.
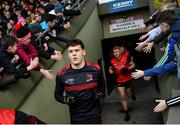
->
xmin=170 ymin=19 xmax=180 ymax=39
xmin=154 ymin=19 xmax=180 ymax=67
xmin=144 ymin=62 xmax=176 ymax=76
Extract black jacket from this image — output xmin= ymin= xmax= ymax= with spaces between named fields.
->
xmin=0 ymin=48 xmax=29 ymax=79
xmin=30 ymin=35 xmax=54 ymax=60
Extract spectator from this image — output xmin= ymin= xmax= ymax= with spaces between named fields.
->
xmin=135 ymin=26 xmax=162 ymax=53
xmin=136 ymin=1 xmax=177 ymax=53
xmin=30 ymin=30 xmax=63 ymax=61
xmin=139 ymin=0 xmax=177 ymax=30
xmin=142 ymin=10 xmax=180 ymax=81
xmin=14 ymin=7 xmax=26 ymax=26
xmin=44 ymin=14 xmax=71 ymax=44
xmin=15 ymin=25 xmax=54 ymax=79
xmin=0 ymin=35 xmax=39 ymax=89
xmin=53 ymin=0 xmax=81 ymax=17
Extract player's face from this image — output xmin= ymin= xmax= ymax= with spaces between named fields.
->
xmin=113 ymin=48 xmax=121 ymax=59
xmin=68 ymin=45 xmax=86 ymax=65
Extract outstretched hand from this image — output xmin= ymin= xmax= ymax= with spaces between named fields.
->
xmin=135 ymin=42 xmax=147 ymax=52
xmin=154 ymin=100 xmax=167 ymax=113
xmin=40 ymin=69 xmax=54 ymax=79
xmin=139 ymin=34 xmax=147 ymax=41
xmin=51 ymin=51 xmax=63 ymax=61
xmin=131 ymin=69 xmax=144 ymax=79
xmin=27 ymin=57 xmax=39 ymax=71
xmin=143 ymin=76 xmax=151 ymax=81
xmin=142 ymin=42 xmax=154 ymax=53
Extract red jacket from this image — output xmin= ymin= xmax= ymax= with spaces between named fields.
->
xmin=16 ymin=42 xmax=41 ymax=71
xmin=111 ymin=51 xmax=132 ymax=83
xmin=0 ymin=109 xmax=15 ymax=124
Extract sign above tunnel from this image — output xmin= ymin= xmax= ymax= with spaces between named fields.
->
xmin=109 ymin=15 xmax=144 ymax=33
xmin=109 ymin=0 xmax=137 ymax=13
xmin=98 ymin=0 xmax=116 ymax=4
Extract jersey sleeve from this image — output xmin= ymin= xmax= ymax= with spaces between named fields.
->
xmin=54 ymin=74 xmax=66 ymax=104
xmin=95 ymin=64 xmax=106 ymax=95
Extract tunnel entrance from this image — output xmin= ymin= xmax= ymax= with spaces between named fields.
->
xmin=101 ymin=33 xmax=157 ymax=94
xmin=101 ymin=33 xmax=163 ymax=123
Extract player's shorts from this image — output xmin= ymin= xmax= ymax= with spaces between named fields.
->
xmin=116 ymin=80 xmax=132 ymax=88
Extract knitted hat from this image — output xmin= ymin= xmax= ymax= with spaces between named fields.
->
xmin=15 ymin=24 xmax=30 ymax=39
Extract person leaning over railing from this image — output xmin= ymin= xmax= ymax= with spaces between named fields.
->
xmin=136 ymin=0 xmax=177 ymax=53
xmin=44 ymin=14 xmax=71 ymax=44
xmin=139 ymin=0 xmax=177 ymax=31
xmin=0 ymin=35 xmax=39 ymax=90
xmin=15 ymin=25 xmax=54 ymax=79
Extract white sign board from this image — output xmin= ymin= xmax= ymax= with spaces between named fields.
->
xmin=109 ymin=15 xmax=144 ymax=33
xmin=98 ymin=0 xmax=116 ymax=4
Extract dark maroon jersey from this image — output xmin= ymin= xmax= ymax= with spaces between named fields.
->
xmin=55 ymin=61 xmax=104 ymax=123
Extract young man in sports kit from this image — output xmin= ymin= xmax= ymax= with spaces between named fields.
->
xmin=109 ymin=46 xmax=136 ymax=121
xmin=55 ymin=39 xmax=104 ymax=124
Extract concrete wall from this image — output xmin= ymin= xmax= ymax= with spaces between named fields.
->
xmin=18 ymin=7 xmax=103 ymax=124
xmin=154 ymin=43 xmax=180 ymax=123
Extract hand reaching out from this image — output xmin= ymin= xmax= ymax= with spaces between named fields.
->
xmin=27 ymin=57 xmax=39 ymax=71
xmin=154 ymin=100 xmax=167 ymax=112
xmin=40 ymin=69 xmax=54 ymax=79
xmin=142 ymin=42 xmax=154 ymax=53
xmin=139 ymin=34 xmax=148 ymax=41
xmin=131 ymin=69 xmax=144 ymax=79
xmin=135 ymin=42 xmax=148 ymax=52
xmin=51 ymin=51 xmax=63 ymax=61
xmin=143 ymin=76 xmax=151 ymax=81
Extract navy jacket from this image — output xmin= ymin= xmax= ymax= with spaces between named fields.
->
xmin=0 ymin=48 xmax=28 ymax=79
xmin=0 ymin=48 xmax=16 ymax=74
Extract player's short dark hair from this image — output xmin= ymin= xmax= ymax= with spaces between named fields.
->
xmin=66 ymin=39 xmax=85 ymax=49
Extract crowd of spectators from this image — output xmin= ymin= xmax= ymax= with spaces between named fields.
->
xmin=0 ymin=0 xmax=83 ymax=89
xmin=132 ymin=0 xmax=180 ymax=113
